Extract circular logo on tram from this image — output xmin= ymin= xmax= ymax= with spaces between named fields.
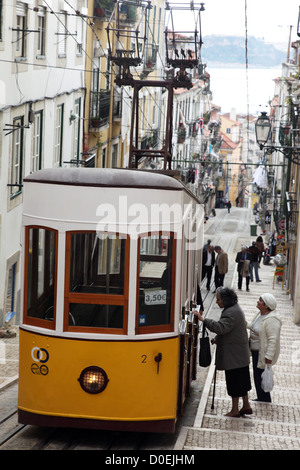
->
xmin=31 ymin=347 xmax=49 ymax=363
xmin=30 ymin=347 xmax=50 ymax=376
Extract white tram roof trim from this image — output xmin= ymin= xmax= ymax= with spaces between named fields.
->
xmin=24 ymin=168 xmax=186 ymax=191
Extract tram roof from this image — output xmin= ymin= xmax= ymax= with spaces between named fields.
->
xmin=23 ymin=168 xmax=187 ymax=191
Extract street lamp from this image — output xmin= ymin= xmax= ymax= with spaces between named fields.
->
xmin=255 ymin=112 xmax=300 ymax=165
xmin=255 ymin=112 xmax=271 ymax=150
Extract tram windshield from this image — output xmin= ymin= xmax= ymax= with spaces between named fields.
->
xmin=137 ymin=234 xmax=175 ymax=332
xmin=65 ymin=231 xmax=129 ymax=333
xmin=69 ymin=232 xmax=125 ymax=295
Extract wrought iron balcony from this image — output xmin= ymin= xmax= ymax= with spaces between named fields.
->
xmin=113 ymin=87 xmax=122 ymax=120
xmin=177 ymin=125 xmax=186 ymax=144
xmin=90 ymin=90 xmax=110 ymax=128
xmin=93 ymin=0 xmax=137 ymax=22
xmin=286 ymin=191 xmax=298 ymax=243
xmin=93 ymin=0 xmax=114 ymax=19
xmin=143 ymin=44 xmax=159 ymax=72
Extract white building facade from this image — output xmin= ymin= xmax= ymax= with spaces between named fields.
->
xmin=0 ymin=0 xmax=87 ymax=325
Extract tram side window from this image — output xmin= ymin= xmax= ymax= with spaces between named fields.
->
xmin=24 ymin=227 xmax=57 ymax=328
xmin=137 ymin=234 xmax=175 ymax=332
xmin=65 ymin=232 xmax=129 ymax=332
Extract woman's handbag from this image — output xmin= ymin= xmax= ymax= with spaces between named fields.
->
xmin=261 ymin=364 xmax=274 ymax=392
xmin=199 ymin=326 xmax=211 ymax=367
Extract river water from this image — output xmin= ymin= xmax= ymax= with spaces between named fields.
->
xmin=208 ymin=66 xmax=282 ymax=115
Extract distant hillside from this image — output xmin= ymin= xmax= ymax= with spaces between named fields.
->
xmin=202 ymin=35 xmax=285 ymax=67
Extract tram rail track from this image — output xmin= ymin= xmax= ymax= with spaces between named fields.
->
xmin=0 ymin=411 xmax=166 ymax=450
xmin=0 ymin=409 xmax=26 ymax=448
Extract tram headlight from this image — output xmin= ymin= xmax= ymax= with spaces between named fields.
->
xmin=78 ymin=366 xmax=109 ymax=394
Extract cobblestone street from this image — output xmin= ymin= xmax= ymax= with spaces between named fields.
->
xmin=175 ymin=210 xmax=300 ymax=450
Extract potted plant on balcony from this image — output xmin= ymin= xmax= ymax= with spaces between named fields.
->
xmin=178 ymin=126 xmax=186 ymax=143
xmin=90 ymin=117 xmax=101 ymax=128
xmin=94 ymin=6 xmax=105 ymax=17
xmin=94 ymin=0 xmax=113 ymax=18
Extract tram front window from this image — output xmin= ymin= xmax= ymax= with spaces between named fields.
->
xmin=69 ymin=304 xmax=123 ymax=329
xmin=137 ymin=234 xmax=175 ymax=332
xmin=69 ymin=233 xmax=125 ymax=295
xmin=24 ymin=227 xmax=57 ymax=327
xmin=65 ymin=232 xmax=129 ymax=333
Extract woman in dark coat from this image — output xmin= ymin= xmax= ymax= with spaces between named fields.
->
xmin=194 ymin=287 xmax=252 ymax=417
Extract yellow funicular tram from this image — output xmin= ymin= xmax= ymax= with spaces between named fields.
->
xmin=18 ymin=167 xmax=204 ymax=432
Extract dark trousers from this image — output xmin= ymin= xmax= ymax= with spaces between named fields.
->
xmin=202 ymin=265 xmax=213 ymax=289
xmin=214 ymin=266 xmax=225 ymax=288
xmin=251 ymin=350 xmax=271 ymax=402
xmin=238 ymin=273 xmax=250 ymax=290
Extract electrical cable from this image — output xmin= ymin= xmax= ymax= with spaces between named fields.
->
xmin=244 ymin=0 xmax=250 ymax=147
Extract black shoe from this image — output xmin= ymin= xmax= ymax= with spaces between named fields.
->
xmin=252 ymin=398 xmax=271 ymax=403
xmin=247 ymin=289 xmax=250 ymax=291
xmin=256 ymin=280 xmax=262 ymax=282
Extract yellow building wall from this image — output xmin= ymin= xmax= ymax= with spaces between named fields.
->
xmin=84 ymin=0 xmax=165 ymax=169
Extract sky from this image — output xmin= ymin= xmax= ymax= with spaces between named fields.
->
xmin=171 ymin=0 xmax=300 ymax=44
xmin=170 ymin=0 xmax=300 ymax=114
xmin=201 ymin=0 xmax=300 ymax=44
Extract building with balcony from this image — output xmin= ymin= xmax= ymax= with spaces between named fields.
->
xmin=0 ymin=0 xmax=87 ymax=326
xmin=262 ymin=36 xmax=300 ymax=323
xmin=84 ymin=0 xmax=166 ymax=169
xmin=218 ymin=112 xmax=244 ymax=206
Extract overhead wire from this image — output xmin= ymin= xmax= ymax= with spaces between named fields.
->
xmin=244 ymin=0 xmax=250 ymax=150
xmin=4 ymin=0 xmax=204 ymax=154
xmin=62 ymin=0 xmax=169 ymax=147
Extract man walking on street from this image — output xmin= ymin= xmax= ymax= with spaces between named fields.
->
xmin=213 ymin=245 xmax=228 ymax=292
xmin=236 ymin=246 xmax=252 ymax=291
xmin=248 ymin=241 xmax=261 ymax=283
xmin=202 ymin=244 xmax=215 ymax=290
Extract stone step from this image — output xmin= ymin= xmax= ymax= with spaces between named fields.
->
xmin=184 ymin=426 xmax=300 ymax=450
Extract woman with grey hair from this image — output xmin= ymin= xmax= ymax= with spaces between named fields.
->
xmin=248 ymin=293 xmax=281 ymax=402
xmin=194 ymin=287 xmax=252 ymax=417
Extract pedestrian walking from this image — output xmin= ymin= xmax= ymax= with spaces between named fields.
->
xmin=256 ymin=236 xmax=265 ymax=265
xmin=213 ymin=246 xmax=228 ymax=292
xmin=194 ymin=287 xmax=252 ymax=417
xmin=235 ymin=246 xmax=251 ymax=291
xmin=202 ymin=244 xmax=215 ymax=290
xmin=248 ymin=293 xmax=281 ymax=402
xmin=226 ymin=200 xmax=231 ymax=213
xmin=248 ymin=241 xmax=261 ymax=282
xmin=203 ymin=239 xmax=212 ymax=252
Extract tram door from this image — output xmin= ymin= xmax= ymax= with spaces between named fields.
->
xmin=177 ymin=235 xmax=198 ymax=415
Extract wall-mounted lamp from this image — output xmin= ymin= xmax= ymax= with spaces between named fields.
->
xmin=255 ymin=112 xmax=300 ymax=165
xmin=3 ymin=101 xmax=34 ymax=136
xmin=69 ymin=110 xmax=78 ymax=124
xmin=28 ymin=102 xmax=34 ymax=124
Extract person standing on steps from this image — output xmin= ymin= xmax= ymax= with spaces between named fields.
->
xmin=248 ymin=293 xmax=282 ymax=403
xmin=236 ymin=246 xmax=251 ymax=291
xmin=256 ymin=236 xmax=265 ymax=265
xmin=213 ymin=246 xmax=228 ymax=292
xmin=194 ymin=287 xmax=252 ymax=418
xmin=202 ymin=244 xmax=215 ymax=291
xmin=203 ymin=239 xmax=211 ymax=252
xmin=248 ymin=241 xmax=262 ymax=283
